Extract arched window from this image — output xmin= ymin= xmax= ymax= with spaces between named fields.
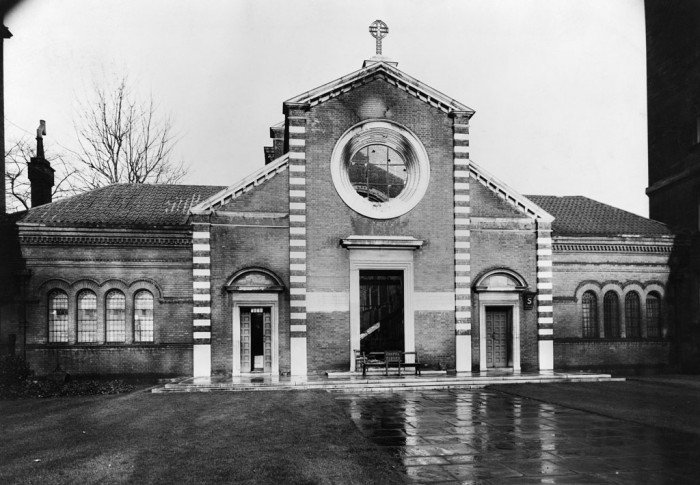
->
xmin=134 ymin=291 xmax=154 ymax=342
xmin=646 ymin=292 xmax=662 ymax=338
xmin=105 ymin=290 xmax=126 ymax=342
xmin=581 ymin=291 xmax=598 ymax=338
xmin=77 ymin=290 xmax=98 ymax=343
xmin=625 ymin=292 xmax=642 ymax=338
xmin=603 ymin=292 xmax=620 ymax=338
xmin=48 ymin=290 xmax=69 ymax=343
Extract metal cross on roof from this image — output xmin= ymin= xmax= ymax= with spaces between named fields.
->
xmin=369 ymin=20 xmax=389 ymax=55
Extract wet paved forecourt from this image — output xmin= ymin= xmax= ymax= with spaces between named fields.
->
xmin=334 ymin=389 xmax=700 ymax=484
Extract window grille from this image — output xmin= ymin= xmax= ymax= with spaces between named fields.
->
xmin=134 ymin=291 xmax=154 ymax=342
xmin=105 ymin=290 xmax=126 ymax=342
xmin=581 ymin=291 xmax=598 ymax=338
xmin=48 ymin=290 xmax=69 ymax=343
xmin=77 ymin=290 xmax=98 ymax=343
xmin=603 ymin=292 xmax=620 ymax=338
xmin=646 ymin=292 xmax=661 ymax=338
xmin=349 ymin=145 xmax=407 ymax=202
xmin=625 ymin=292 xmax=642 ymax=338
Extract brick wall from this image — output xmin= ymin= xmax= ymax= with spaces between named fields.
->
xmin=554 ymin=339 xmax=671 ymax=370
xmin=20 ymin=227 xmax=194 ymax=376
xmin=551 ymin=237 xmax=673 ymax=370
xmin=208 ymin=175 xmax=291 ymax=375
xmin=26 ymin=345 xmax=191 ymax=376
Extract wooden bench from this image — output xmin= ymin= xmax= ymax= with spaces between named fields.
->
xmin=356 ymin=350 xmax=422 ymax=376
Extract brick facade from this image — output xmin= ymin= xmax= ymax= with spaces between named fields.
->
xmin=0 ymin=58 xmax=677 ymax=377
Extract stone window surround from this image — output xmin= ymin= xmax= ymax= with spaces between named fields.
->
xmin=330 ymin=120 xmax=430 ymax=220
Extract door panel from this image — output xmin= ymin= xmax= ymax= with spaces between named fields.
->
xmin=263 ymin=310 xmax=272 ymax=373
xmin=486 ymin=308 xmax=511 ymax=368
xmin=241 ymin=310 xmax=251 ymax=372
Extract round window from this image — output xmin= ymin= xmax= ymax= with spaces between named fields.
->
xmin=330 ymin=120 xmax=430 ymax=219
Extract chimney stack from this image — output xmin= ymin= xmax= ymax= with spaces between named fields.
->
xmin=28 ymin=120 xmax=54 ymax=208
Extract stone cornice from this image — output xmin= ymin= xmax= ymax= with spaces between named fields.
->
xmin=19 ymin=235 xmax=191 ymax=247
xmin=552 ymin=235 xmax=676 ymax=253
xmin=340 ymin=235 xmax=424 ymax=250
xmin=552 ymin=243 xmax=673 ymax=253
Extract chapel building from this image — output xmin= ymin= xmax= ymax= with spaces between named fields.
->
xmin=0 ymin=31 xmax=676 ymax=377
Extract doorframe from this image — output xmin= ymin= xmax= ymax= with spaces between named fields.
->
xmin=231 ymin=293 xmax=279 ymax=376
xmin=348 ymin=249 xmax=415 ymax=371
xmin=478 ymin=292 xmax=521 ymax=371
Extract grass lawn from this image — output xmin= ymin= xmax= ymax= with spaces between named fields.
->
xmin=490 ymin=380 xmax=700 ymax=435
xmin=0 ymin=389 xmax=405 ymax=484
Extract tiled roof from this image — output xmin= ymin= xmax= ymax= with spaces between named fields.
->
xmin=20 ymin=184 xmax=226 ymax=228
xmin=525 ymin=195 xmax=671 ymax=237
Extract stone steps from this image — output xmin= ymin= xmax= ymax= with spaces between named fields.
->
xmin=152 ymin=373 xmax=621 ymax=393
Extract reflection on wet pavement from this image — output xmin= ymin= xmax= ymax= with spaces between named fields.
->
xmin=335 ymin=389 xmax=700 ymax=484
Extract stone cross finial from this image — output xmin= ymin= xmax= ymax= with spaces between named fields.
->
xmin=369 ymin=20 xmax=389 ymax=55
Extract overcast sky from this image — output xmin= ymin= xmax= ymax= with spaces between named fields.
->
xmin=5 ymin=0 xmax=649 ymax=216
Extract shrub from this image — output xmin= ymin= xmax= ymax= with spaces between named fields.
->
xmin=0 ymin=355 xmax=33 ymax=385
xmin=1 ymin=378 xmax=136 ymax=399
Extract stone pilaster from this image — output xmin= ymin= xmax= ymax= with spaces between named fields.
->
xmin=192 ymin=215 xmax=212 ymax=377
xmin=285 ymin=103 xmax=309 ymax=377
xmin=451 ymin=111 xmax=473 ymax=372
xmin=536 ymin=220 xmax=554 ymax=370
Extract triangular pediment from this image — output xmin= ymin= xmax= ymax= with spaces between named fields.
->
xmin=469 ymin=161 xmax=554 ymax=222
xmin=190 ymin=154 xmax=289 ymax=214
xmin=284 ymin=61 xmax=475 ymax=116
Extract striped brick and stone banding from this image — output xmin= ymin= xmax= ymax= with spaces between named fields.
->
xmin=192 ymin=218 xmax=212 ymax=377
xmin=285 ymin=103 xmax=309 ymax=377
xmin=451 ymin=111 xmax=473 ymax=372
xmin=536 ymin=220 xmax=554 ymax=370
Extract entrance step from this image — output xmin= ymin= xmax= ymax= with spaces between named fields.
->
xmin=152 ymin=372 xmax=621 ymax=393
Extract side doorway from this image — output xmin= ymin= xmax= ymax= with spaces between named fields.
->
xmin=485 ymin=307 xmax=512 ymax=368
xmin=240 ymin=307 xmax=272 ymax=373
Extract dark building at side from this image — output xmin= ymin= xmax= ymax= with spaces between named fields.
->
xmin=646 ymin=0 xmax=700 ymax=371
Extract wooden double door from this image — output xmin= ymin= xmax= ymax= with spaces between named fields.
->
xmin=485 ymin=307 xmax=513 ymax=368
xmin=240 ymin=307 xmax=272 ymax=372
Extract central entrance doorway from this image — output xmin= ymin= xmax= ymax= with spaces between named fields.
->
xmin=240 ymin=307 xmax=272 ymax=372
xmin=485 ymin=307 xmax=512 ymax=368
xmin=359 ymin=270 xmax=404 ymax=354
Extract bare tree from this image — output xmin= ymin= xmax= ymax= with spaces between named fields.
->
xmin=71 ymin=76 xmax=187 ymax=189
xmin=4 ymin=138 xmax=78 ymax=212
